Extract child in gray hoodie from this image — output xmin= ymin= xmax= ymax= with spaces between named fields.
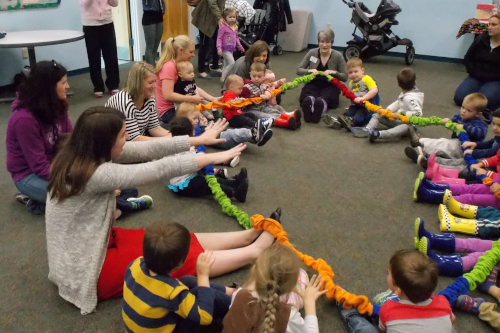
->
xmin=351 ymin=68 xmax=424 ymax=143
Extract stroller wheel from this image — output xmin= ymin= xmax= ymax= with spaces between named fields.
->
xmin=405 ymin=46 xmax=415 ymax=65
xmin=343 ymin=45 xmax=362 ymax=61
xmin=273 ymin=45 xmax=283 ymax=55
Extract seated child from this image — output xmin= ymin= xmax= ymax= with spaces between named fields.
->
xmin=241 ymin=62 xmax=302 ymax=130
xmin=114 ymin=188 xmax=152 ymax=219
xmin=167 ymin=117 xmax=249 ymax=202
xmin=325 ymin=57 xmax=379 ymax=131
xmin=222 ymin=243 xmax=326 ymax=333
xmin=222 ymin=74 xmax=274 ymax=132
xmin=174 ymin=61 xmax=215 ymax=120
xmin=122 ymin=222 xmax=235 ymax=332
xmin=263 ymin=69 xmax=287 ymax=113
xmin=379 ymin=249 xmax=455 ymax=332
xmin=405 ymin=92 xmax=490 ymax=163
xmin=350 ymin=68 xmax=424 ymax=143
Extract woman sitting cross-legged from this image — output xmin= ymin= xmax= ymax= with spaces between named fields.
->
xmin=45 ymin=107 xmax=277 ymax=315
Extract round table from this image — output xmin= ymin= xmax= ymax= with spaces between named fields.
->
xmin=0 ymin=30 xmax=85 ymax=67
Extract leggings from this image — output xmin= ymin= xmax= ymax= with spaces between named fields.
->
xmin=176 ymin=175 xmax=237 ymax=198
xmin=455 ymin=238 xmax=493 ymax=272
xmin=450 ymin=184 xmax=500 ymax=209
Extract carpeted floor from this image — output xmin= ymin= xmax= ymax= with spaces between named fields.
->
xmin=0 ymin=51 xmax=495 ymax=332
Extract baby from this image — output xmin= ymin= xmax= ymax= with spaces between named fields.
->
xmin=262 ymin=69 xmax=287 ymax=113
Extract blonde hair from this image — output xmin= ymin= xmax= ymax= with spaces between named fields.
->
xmin=123 ymin=62 xmax=156 ymax=101
xmin=225 ymin=74 xmax=243 ymax=89
xmin=246 ymin=244 xmax=300 ymax=333
xmin=156 ymin=35 xmax=193 ymax=72
xmin=464 ymin=93 xmax=488 ymax=114
xmin=250 ymin=62 xmax=267 ymax=73
xmin=175 ymin=102 xmax=200 ymax=118
xmin=223 ymin=7 xmax=237 ymax=20
xmin=176 ymin=61 xmax=193 ymax=73
xmin=346 ymin=57 xmax=363 ymax=69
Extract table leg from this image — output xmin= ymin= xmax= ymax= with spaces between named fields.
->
xmin=28 ymin=47 xmax=36 ymax=68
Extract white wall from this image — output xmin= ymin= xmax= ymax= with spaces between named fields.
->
xmin=0 ymin=0 xmax=88 ymax=86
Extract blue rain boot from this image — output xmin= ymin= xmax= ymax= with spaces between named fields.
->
xmin=420 ymin=172 xmax=450 ymax=191
xmin=414 ymin=218 xmax=456 ymax=253
xmin=418 ymin=237 xmax=464 ymax=277
xmin=413 ymin=178 xmax=448 ymax=204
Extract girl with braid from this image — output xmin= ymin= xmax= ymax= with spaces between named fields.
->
xmin=222 ymin=243 xmax=327 ymax=333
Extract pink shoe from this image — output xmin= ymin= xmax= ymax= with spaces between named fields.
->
xmin=433 ymin=173 xmax=466 ymax=185
xmin=437 ymin=165 xmax=460 ymax=178
xmin=427 ymin=164 xmax=460 ymax=180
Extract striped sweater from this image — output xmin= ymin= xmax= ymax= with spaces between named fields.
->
xmin=106 ymin=91 xmax=161 ymax=141
xmin=450 ymin=114 xmax=489 ymax=142
xmin=122 ymin=257 xmax=216 ymax=332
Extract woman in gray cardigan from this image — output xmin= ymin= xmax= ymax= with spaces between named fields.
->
xmin=296 ymin=29 xmax=347 ymax=123
xmin=45 ymin=107 xmax=275 ymax=314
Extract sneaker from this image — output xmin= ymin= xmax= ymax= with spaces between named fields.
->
xmin=404 ymin=146 xmax=423 ymax=163
xmin=455 ymin=295 xmax=485 ymax=315
xmin=260 ymin=118 xmax=274 ymax=132
xmin=223 ymin=156 xmax=240 ymax=168
xmin=127 ymin=195 xmax=153 ymax=210
xmin=373 ymin=289 xmax=400 ymax=306
xmin=369 ymin=130 xmax=381 ymax=143
xmin=233 ymin=178 xmax=248 ymax=202
xmin=210 ymin=68 xmax=222 ymax=77
xmin=408 ymin=125 xmax=421 ymax=147
xmin=257 ymin=129 xmax=273 ymax=147
xmin=197 ymin=72 xmax=212 ymax=80
xmin=322 ymin=114 xmax=342 ymax=130
xmin=351 ymin=126 xmax=371 ymax=138
xmin=109 ymin=89 xmax=120 ymax=96
xmin=478 ymin=264 xmax=500 ymax=294
xmin=252 ymin=120 xmax=264 ymax=142
xmin=215 ymin=168 xmax=229 ymax=179
xmin=338 ymin=115 xmax=354 ymax=131
xmin=15 ymin=193 xmax=30 ymax=205
xmin=94 ymin=91 xmax=104 ymax=98
xmin=417 ymin=155 xmax=428 ymax=169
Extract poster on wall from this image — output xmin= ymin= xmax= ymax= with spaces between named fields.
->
xmin=0 ymin=0 xmax=60 ymax=11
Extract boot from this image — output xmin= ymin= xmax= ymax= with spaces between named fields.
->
xmin=413 ymin=178 xmax=448 ymax=204
xmin=270 ymin=207 xmax=282 ymax=224
xmin=420 ymin=173 xmax=450 ymax=191
xmin=418 ymin=237 xmax=464 ymax=277
xmin=427 ymin=154 xmax=437 ymax=171
xmin=414 ymin=217 xmax=456 ymax=253
xmin=426 ymin=164 xmax=459 ymax=180
xmin=446 ymin=193 xmax=478 ymax=219
xmin=274 ymin=114 xmax=297 ymax=130
xmin=438 ymin=204 xmax=479 ymax=235
xmin=432 ymin=173 xmax=466 ymax=185
xmin=233 ymin=178 xmax=249 ymax=203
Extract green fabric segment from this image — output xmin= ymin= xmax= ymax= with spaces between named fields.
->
xmin=282 ymin=72 xmax=333 ymax=92
xmin=406 ymin=117 xmax=466 ymax=137
xmin=205 ymin=175 xmax=252 ymax=229
xmin=463 ymin=241 xmax=500 ymax=290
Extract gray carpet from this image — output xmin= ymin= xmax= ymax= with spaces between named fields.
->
xmin=0 ymin=51 xmax=494 ymax=332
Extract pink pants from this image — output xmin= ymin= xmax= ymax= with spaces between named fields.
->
xmin=456 ymin=238 xmax=494 ymax=271
xmin=449 ymin=184 xmax=500 ymax=209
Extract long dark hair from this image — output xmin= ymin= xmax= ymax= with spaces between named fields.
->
xmin=48 ymin=107 xmax=125 ymax=201
xmin=16 ymin=60 xmax=68 ymax=126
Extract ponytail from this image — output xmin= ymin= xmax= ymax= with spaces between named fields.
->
xmin=156 ymin=35 xmax=193 ymax=72
xmin=263 ymin=280 xmax=280 ymax=333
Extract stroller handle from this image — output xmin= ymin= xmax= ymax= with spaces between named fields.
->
xmin=341 ymin=0 xmax=356 ymax=8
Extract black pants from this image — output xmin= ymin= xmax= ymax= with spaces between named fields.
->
xmin=345 ymin=104 xmax=370 ymax=126
xmin=228 ymin=113 xmax=259 ymax=129
xmin=115 ymin=188 xmax=139 ymax=213
xmin=83 ymin=23 xmax=120 ymax=92
xmin=300 ymin=79 xmax=340 ymax=110
xmin=198 ymin=27 xmax=220 ymax=73
xmin=176 ymin=175 xmax=237 ymax=198
xmin=160 ymin=108 xmax=176 ymax=128
xmin=173 ymin=275 xmax=231 ymax=333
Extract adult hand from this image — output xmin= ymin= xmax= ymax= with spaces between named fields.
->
xmin=196 ymin=251 xmax=215 ymax=277
xmin=197 ymin=119 xmax=229 ymax=145
xmin=190 ymin=95 xmax=204 ymax=104
xmin=324 ymin=70 xmax=337 ymax=76
xmin=490 ymin=182 xmax=500 ymax=194
xmin=217 ymin=49 xmax=222 ymax=56
xmin=442 ymin=118 xmax=451 ymax=124
xmin=462 ymin=141 xmax=477 ymax=149
xmin=354 ymin=97 xmax=363 ymax=104
xmin=218 ymin=18 xmax=227 ymax=27
xmin=309 ymin=69 xmax=318 ymax=75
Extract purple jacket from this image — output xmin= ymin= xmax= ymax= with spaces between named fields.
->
xmin=6 ymin=100 xmax=72 ymax=182
xmin=217 ymin=24 xmax=244 ymax=52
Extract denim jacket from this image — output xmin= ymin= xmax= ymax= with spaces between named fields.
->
xmin=142 ymin=0 xmax=164 ymax=14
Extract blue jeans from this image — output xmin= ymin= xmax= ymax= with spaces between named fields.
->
xmin=14 ymin=174 xmax=48 ymax=215
xmin=212 ymin=128 xmax=252 ymax=150
xmin=454 ymin=76 xmax=500 ymax=111
xmin=340 ymin=308 xmax=378 ymax=333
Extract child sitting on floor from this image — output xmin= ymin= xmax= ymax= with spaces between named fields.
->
xmin=167 ymin=117 xmax=249 ymax=202
xmin=122 ymin=222 xmax=235 ymax=332
xmin=350 ymin=68 xmax=424 ymax=143
xmin=241 ymin=62 xmax=302 ymax=130
xmin=325 ymin=57 xmax=379 ymax=131
xmin=263 ymin=69 xmax=287 ymax=113
xmin=222 ymin=243 xmax=326 ymax=333
xmin=405 ymin=92 xmax=490 ymax=164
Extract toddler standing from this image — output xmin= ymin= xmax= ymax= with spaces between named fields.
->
xmin=217 ymin=7 xmax=245 ymax=81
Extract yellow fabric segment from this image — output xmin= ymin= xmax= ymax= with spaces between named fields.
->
xmin=361 ymin=75 xmax=377 ymax=90
xmin=123 ymin=311 xmax=176 ymax=333
xmin=197 ymin=86 xmax=283 ymax=111
xmin=363 ymin=101 xmax=410 ymax=122
xmin=123 ymin=285 xmax=169 ymax=319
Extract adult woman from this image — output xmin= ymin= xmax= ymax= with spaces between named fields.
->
xmin=454 ymin=14 xmax=500 ymax=111
xmin=106 ymin=61 xmax=171 ymax=141
xmin=45 ymin=107 xmax=275 ymax=314
xmin=187 ymin=0 xmax=224 ymax=79
xmin=142 ymin=0 xmax=165 ymax=65
xmin=155 ymin=35 xmax=218 ymax=124
xmin=6 ymin=60 xmax=72 ymax=215
xmin=297 ymin=29 xmax=347 ymax=123
xmin=224 ymin=40 xmax=271 ymax=81
xmin=79 ymin=0 xmax=120 ymax=97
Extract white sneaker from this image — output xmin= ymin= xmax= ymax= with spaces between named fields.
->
xmin=351 ymin=127 xmax=371 ymax=138
xmin=224 ymin=156 xmax=240 ymax=168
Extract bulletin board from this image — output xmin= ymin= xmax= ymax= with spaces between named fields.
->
xmin=0 ymin=0 xmax=60 ymax=11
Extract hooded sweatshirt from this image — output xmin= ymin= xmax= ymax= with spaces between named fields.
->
xmin=217 ymin=24 xmax=244 ymax=52
xmin=385 ymin=88 xmax=424 ymax=117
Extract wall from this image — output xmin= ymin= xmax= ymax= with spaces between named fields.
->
xmin=281 ymin=0 xmax=484 ymax=59
xmin=0 ymin=0 xmax=88 ymax=87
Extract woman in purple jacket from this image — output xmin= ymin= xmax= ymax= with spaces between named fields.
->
xmin=6 ymin=61 xmax=72 ymax=215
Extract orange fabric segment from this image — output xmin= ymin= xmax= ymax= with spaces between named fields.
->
xmin=197 ymin=87 xmax=284 ymax=111
xmin=251 ymin=214 xmax=374 ymax=315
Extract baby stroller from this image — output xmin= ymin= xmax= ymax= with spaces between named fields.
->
xmin=341 ymin=0 xmax=415 ymax=65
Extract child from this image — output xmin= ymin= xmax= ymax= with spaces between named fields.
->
xmin=222 ymin=74 xmax=274 ymax=132
xmin=405 ymin=92 xmax=489 ymax=163
xmin=326 ymin=57 xmax=378 ymax=131
xmin=217 ymin=7 xmax=245 ymax=81
xmin=379 ymin=249 xmax=455 ymax=332
xmin=122 ymin=222 xmax=235 ymax=332
xmin=222 ymin=243 xmax=327 ymax=333
xmin=241 ymin=62 xmax=302 ymax=130
xmin=174 ymin=61 xmax=215 ymax=120
xmin=263 ymin=69 xmax=287 ymax=113
xmin=167 ymin=117 xmax=249 ymax=202
xmin=351 ymin=68 xmax=424 ymax=143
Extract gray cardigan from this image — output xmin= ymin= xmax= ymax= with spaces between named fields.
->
xmin=296 ymin=48 xmax=348 ymax=82
xmin=45 ymin=136 xmax=198 ymax=315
